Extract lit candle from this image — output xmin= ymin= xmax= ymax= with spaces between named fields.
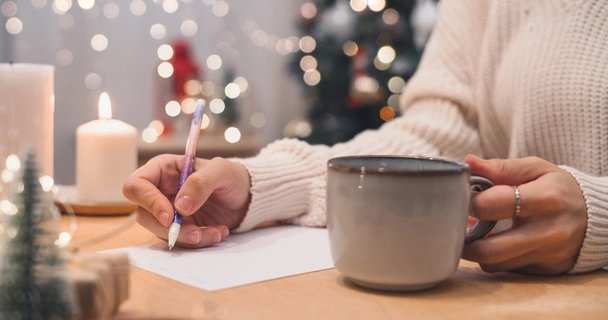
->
xmin=76 ymin=92 xmax=138 ymax=202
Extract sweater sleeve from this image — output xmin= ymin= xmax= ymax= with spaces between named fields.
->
xmin=560 ymin=166 xmax=608 ymax=273
xmin=230 ymin=0 xmax=490 ymax=233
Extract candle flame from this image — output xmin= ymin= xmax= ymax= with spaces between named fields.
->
xmin=98 ymin=92 xmax=112 ymax=120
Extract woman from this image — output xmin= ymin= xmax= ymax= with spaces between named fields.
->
xmin=123 ymin=0 xmax=608 ymax=275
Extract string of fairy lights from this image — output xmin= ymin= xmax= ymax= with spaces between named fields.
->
xmin=2 ymin=0 xmax=415 ymax=143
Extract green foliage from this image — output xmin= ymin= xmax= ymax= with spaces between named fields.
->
xmin=0 ymin=148 xmax=79 ymax=320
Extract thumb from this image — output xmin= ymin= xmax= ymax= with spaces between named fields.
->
xmin=174 ymin=157 xmax=237 ymax=215
xmin=463 ymin=154 xmax=557 ymax=186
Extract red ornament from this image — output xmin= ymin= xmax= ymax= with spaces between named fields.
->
xmin=154 ymin=39 xmax=203 ymax=137
xmin=170 ymin=40 xmax=200 ymax=102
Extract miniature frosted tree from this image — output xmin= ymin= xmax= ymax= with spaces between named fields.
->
xmin=0 ymin=147 xmax=79 ymax=320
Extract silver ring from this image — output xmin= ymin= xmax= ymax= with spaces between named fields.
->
xmin=513 ymin=186 xmax=521 ymax=216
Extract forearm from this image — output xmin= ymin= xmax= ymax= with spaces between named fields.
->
xmin=231 ymin=99 xmax=483 ymax=233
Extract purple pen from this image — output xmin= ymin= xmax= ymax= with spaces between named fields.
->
xmin=168 ymin=99 xmax=206 ymax=250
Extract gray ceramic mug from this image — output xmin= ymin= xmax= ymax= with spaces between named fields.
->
xmin=326 ymin=155 xmax=496 ymax=291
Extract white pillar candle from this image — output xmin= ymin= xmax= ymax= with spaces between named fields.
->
xmin=76 ymin=92 xmax=138 ymax=203
xmin=0 ymin=63 xmax=54 ymax=179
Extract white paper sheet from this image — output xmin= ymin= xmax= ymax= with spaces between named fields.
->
xmin=102 ymin=225 xmax=335 ymax=291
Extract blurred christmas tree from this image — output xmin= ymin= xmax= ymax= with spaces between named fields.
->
xmin=0 ymin=148 xmax=79 ymax=320
xmin=289 ymin=0 xmax=438 ymax=145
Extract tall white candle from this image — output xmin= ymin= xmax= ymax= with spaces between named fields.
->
xmin=0 ymin=63 xmax=54 ymax=179
xmin=76 ymin=92 xmax=138 ymax=203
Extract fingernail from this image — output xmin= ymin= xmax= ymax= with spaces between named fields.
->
xmin=212 ymin=233 xmax=221 ymax=243
xmin=221 ymin=228 xmax=229 ymax=237
xmin=176 ymin=196 xmax=195 ymax=213
xmin=186 ymin=231 xmax=200 ymax=243
xmin=159 ymin=212 xmax=170 ymax=226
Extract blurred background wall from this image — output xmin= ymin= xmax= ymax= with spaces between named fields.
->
xmin=0 ymin=0 xmax=438 ymax=185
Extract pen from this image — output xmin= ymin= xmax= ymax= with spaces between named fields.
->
xmin=168 ymin=99 xmax=206 ymax=250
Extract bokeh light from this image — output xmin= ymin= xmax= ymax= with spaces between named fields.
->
xmin=5 ymin=17 xmax=23 ymax=35
xmin=388 ymin=76 xmax=406 ymax=93
xmin=350 ymin=0 xmax=366 ymax=12
xmin=157 ymin=44 xmax=173 ymax=60
xmin=130 ymin=0 xmax=146 ymax=16
xmin=343 ymin=41 xmax=358 ymax=56
xmin=91 ymin=34 xmax=108 ymax=51
xmin=200 ymin=81 xmax=215 ymax=96
xmin=185 ymin=79 xmax=201 ymax=96
xmin=367 ymin=0 xmax=386 ymax=12
xmin=84 ymin=73 xmax=102 ymax=90
xmin=300 ymin=55 xmax=318 ymax=71
xmin=301 ymin=2 xmax=317 ymax=19
xmin=6 ymin=154 xmax=20 ymax=172
xmin=234 ymin=77 xmax=249 ymax=93
xmin=181 ymin=20 xmax=198 ymax=37
xmin=162 ymin=0 xmax=178 ymax=13
xmin=377 ymin=46 xmax=396 ymax=64
xmin=142 ymin=127 xmax=158 ymax=143
xmin=299 ymin=36 xmax=316 ymax=53
xmin=303 ymin=70 xmax=321 ymax=86
xmin=251 ymin=112 xmax=266 ymax=128
xmin=165 ymin=100 xmax=181 ymax=117
xmin=224 ymin=127 xmax=241 ymax=143
xmin=200 ymin=114 xmax=210 ymax=129
xmin=103 ymin=2 xmax=119 ymax=19
xmin=157 ymin=62 xmax=174 ymax=78
xmin=212 ymin=1 xmax=229 ymax=17
xmin=209 ymin=98 xmax=225 ymax=114
xmin=149 ymin=120 xmax=165 ymax=135
xmin=181 ymin=98 xmax=196 ymax=114
xmin=53 ymin=0 xmax=72 ymax=15
xmin=206 ymin=54 xmax=222 ymax=70
xmin=77 ymin=0 xmax=94 ymax=10
xmin=382 ymin=8 xmax=399 ymax=25
xmin=150 ymin=23 xmax=166 ymax=39
xmin=39 ymin=175 xmax=55 ymax=192
xmin=1 ymin=1 xmax=17 ymax=17
xmin=387 ymin=94 xmax=400 ymax=108
xmin=224 ymin=83 xmax=241 ymax=99
xmin=354 ymin=76 xmax=379 ymax=93
xmin=380 ymin=106 xmax=395 ymax=121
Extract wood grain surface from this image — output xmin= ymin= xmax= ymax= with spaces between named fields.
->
xmin=62 ymin=215 xmax=608 ymax=320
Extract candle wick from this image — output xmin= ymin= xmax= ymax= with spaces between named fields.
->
xmin=9 ymin=61 xmax=13 ymax=65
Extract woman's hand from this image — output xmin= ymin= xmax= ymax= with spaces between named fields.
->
xmin=122 ymin=155 xmax=251 ymax=249
xmin=462 ymin=155 xmax=588 ymax=275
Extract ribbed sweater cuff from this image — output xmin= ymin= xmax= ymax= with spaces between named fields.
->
xmin=560 ymin=166 xmax=608 ymax=274
xmin=227 ymin=141 xmax=327 ymax=232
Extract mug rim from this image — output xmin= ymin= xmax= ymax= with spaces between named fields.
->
xmin=327 ymin=155 xmax=470 ymax=175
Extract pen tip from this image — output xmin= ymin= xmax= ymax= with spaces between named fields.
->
xmin=168 ymin=245 xmax=173 ymax=250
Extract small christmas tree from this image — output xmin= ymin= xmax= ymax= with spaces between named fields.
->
xmin=0 ymin=147 xmax=79 ymax=320
xmin=289 ymin=0 xmax=438 ymax=145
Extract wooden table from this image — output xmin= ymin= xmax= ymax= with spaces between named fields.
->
xmin=66 ymin=215 xmax=608 ymax=320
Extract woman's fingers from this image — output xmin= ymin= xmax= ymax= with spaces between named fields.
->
xmin=123 ymin=156 xmax=178 ymax=227
xmin=135 ymin=207 xmax=229 ymax=248
xmin=463 ymin=222 xmax=540 ymax=265
xmin=174 ymin=157 xmax=240 ymax=216
xmin=471 ymin=179 xmax=562 ymax=221
xmin=464 ymin=155 xmax=557 ymax=186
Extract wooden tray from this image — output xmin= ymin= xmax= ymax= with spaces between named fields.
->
xmin=54 ymin=185 xmax=137 ymax=216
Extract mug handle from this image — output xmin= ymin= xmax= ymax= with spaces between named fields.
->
xmin=464 ymin=176 xmax=497 ymax=244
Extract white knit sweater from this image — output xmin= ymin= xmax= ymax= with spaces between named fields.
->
xmin=231 ymin=0 xmax=608 ymax=274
